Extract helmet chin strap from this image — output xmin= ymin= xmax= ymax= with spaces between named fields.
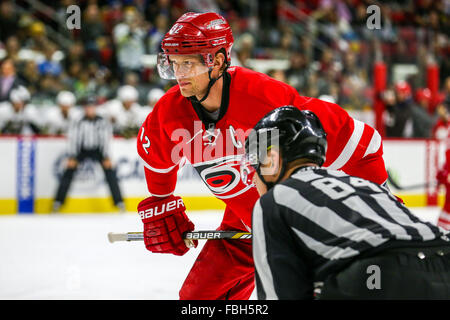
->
xmin=256 ymin=158 xmax=288 ymax=191
xmin=191 ymin=65 xmax=228 ymax=103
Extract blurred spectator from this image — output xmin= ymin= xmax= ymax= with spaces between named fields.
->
xmin=267 ymin=69 xmax=288 ymax=83
xmin=316 ymin=48 xmax=336 ymax=74
xmin=146 ymin=87 xmax=165 ymax=112
xmin=145 ymin=0 xmax=172 ymax=24
xmin=0 ymin=85 xmax=42 ymax=135
xmin=317 ymin=68 xmax=340 ymax=102
xmin=112 ymin=7 xmax=147 ymax=78
xmin=147 ymin=13 xmax=169 ymax=54
xmin=72 ymin=61 xmax=98 ymax=101
xmin=285 ymin=52 xmax=310 ymax=93
xmin=81 ymin=4 xmax=106 ymax=60
xmin=94 ymin=67 xmax=117 ymax=104
xmin=100 ymin=85 xmax=146 ymax=138
xmin=433 ymin=103 xmax=450 ymax=140
xmin=20 ymin=60 xmax=40 ymax=96
xmin=444 ymin=76 xmax=450 ymax=107
xmin=269 ymin=30 xmax=299 ymax=60
xmin=102 ymin=0 xmax=124 ymax=34
xmin=304 ymin=71 xmax=320 ymax=98
xmin=123 ymin=71 xmax=149 ymax=105
xmin=0 ymin=57 xmax=22 ymax=102
xmin=44 ymin=91 xmax=81 ymax=136
xmin=37 ymin=42 xmax=63 ymax=77
xmin=0 ymin=1 xmax=19 ymax=42
xmin=63 ymin=41 xmax=85 ymax=72
xmin=0 ymin=0 xmax=446 ymax=142
xmin=4 ymin=36 xmax=21 ymax=64
xmin=410 ymin=88 xmax=437 ymax=138
xmin=24 ymin=21 xmax=48 ymax=53
xmin=233 ymin=32 xmax=255 ymax=68
xmin=33 ymin=73 xmax=65 ymax=104
xmin=384 ymin=81 xmax=415 ymax=138
xmin=184 ymin=0 xmax=219 ymax=13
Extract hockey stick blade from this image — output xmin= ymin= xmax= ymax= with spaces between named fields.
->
xmin=107 ymin=230 xmax=252 ymax=243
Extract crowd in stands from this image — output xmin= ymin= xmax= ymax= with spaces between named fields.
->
xmin=0 ymin=0 xmax=448 ymax=139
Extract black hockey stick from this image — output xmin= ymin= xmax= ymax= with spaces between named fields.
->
xmin=107 ymin=230 xmax=252 ymax=243
xmin=387 ymin=170 xmax=435 ymax=190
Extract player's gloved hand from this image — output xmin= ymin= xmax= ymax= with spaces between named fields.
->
xmin=138 ymin=195 xmax=197 ymax=256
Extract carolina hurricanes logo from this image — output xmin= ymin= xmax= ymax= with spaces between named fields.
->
xmin=201 ymin=162 xmax=240 ymax=195
xmin=195 ymin=156 xmax=252 ymax=199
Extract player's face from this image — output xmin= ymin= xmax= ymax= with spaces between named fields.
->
xmin=12 ymin=101 xmax=24 ymax=112
xmin=59 ymin=104 xmax=70 ymax=114
xmin=122 ymin=101 xmax=133 ymax=110
xmin=169 ymin=55 xmax=210 ymax=97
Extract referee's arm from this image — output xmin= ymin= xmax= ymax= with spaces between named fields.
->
xmin=252 ymin=190 xmax=313 ymax=300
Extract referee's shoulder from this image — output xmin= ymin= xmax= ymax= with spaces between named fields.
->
xmin=259 ymin=187 xmax=276 ymax=206
xmin=279 ymin=167 xmax=325 ymax=188
xmin=94 ymin=114 xmax=109 ymax=123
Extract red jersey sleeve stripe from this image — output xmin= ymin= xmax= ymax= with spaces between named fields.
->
xmin=363 ymin=129 xmax=382 ymax=158
xmin=325 ymin=118 xmax=365 ymax=170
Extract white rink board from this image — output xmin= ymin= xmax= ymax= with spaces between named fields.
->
xmin=0 ymin=137 xmax=447 ymax=212
xmin=383 ymin=140 xmax=428 ymax=191
xmin=383 ymin=139 xmax=446 ymax=194
xmin=0 ymin=137 xmax=17 ymax=198
xmin=32 ymin=137 xmax=209 ymax=199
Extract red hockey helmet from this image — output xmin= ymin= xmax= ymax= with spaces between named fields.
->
xmin=415 ymin=88 xmax=432 ymax=102
xmin=394 ymin=80 xmax=412 ymax=97
xmin=157 ymin=12 xmax=234 ymax=80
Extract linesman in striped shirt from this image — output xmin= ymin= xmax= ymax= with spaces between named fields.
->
xmin=241 ymin=106 xmax=450 ymax=299
xmin=52 ymin=96 xmax=125 ymax=213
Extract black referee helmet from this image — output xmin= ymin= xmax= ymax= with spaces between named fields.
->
xmin=242 ymin=106 xmax=327 ymax=189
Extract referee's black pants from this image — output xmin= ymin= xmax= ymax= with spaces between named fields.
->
xmin=55 ymin=150 xmax=123 ymax=206
xmin=319 ymin=244 xmax=450 ymax=299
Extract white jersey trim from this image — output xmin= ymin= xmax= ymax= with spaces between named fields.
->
xmin=191 ymin=154 xmax=242 ymax=167
xmin=324 ymin=118 xmax=365 ymax=170
xmin=363 ymin=129 xmax=382 ymax=158
xmin=150 ymin=191 xmax=174 ymax=197
xmin=138 ymin=156 xmax=179 ymax=173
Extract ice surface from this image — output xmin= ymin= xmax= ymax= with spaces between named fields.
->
xmin=0 ymin=207 xmax=441 ymax=299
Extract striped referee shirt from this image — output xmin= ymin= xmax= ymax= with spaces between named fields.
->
xmin=68 ymin=115 xmax=112 ymax=158
xmin=253 ymin=166 xmax=450 ymax=300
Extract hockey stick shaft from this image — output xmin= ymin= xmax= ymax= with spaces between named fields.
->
xmin=107 ymin=230 xmax=252 ymax=243
xmin=387 ymin=171 xmax=435 ymax=190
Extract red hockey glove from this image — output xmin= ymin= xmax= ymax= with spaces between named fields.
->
xmin=138 ymin=195 xmax=197 ymax=256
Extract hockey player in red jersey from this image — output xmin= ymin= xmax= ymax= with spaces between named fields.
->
xmin=437 ymin=155 xmax=450 ymax=230
xmin=136 ymin=12 xmax=389 ymax=300
xmin=436 ymin=112 xmax=450 ymax=229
